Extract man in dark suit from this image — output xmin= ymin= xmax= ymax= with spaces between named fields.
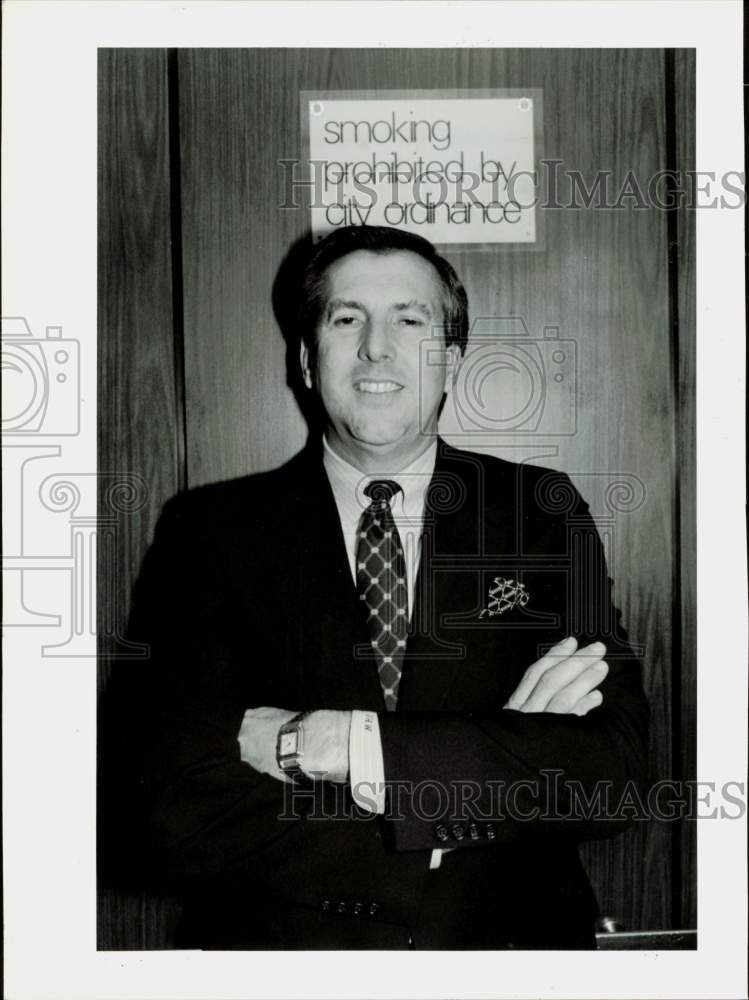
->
xmin=128 ymin=225 xmax=648 ymax=950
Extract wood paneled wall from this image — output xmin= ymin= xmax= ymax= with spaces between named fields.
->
xmin=673 ymin=46 xmax=696 ymax=931
xmin=98 ymin=48 xmax=696 ymax=948
xmin=97 ymin=48 xmax=183 ymax=949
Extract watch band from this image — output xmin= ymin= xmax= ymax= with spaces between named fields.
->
xmin=276 ymin=710 xmax=313 ymax=786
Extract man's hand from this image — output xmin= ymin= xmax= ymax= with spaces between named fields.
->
xmin=238 ymin=707 xmax=351 ymax=783
xmin=238 ymin=706 xmax=297 ymax=781
xmin=503 ymin=636 xmax=608 ymax=716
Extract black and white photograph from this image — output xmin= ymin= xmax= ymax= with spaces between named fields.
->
xmin=97 ymin=44 xmax=695 ymax=952
xmin=2 ymin=3 xmax=747 ymax=998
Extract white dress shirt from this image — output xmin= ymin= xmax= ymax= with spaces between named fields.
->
xmin=322 ymin=435 xmax=436 ymax=618
xmin=322 ymin=437 xmax=448 ymax=869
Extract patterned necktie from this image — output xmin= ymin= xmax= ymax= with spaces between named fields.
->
xmin=356 ymin=479 xmax=408 ymax=711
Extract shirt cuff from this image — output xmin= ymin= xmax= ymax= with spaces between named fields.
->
xmin=349 ymin=709 xmax=385 ymax=814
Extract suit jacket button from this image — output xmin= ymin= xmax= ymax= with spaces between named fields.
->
xmin=353 ymin=902 xmax=363 ymax=915
xmin=321 ymin=899 xmax=330 ymax=911
xmin=468 ymin=823 xmax=479 ymax=840
xmin=486 ymin=823 xmax=496 ymax=840
xmin=435 ymin=824 xmax=449 ymax=842
xmin=337 ymin=901 xmax=347 ymax=914
xmin=369 ymin=902 xmax=379 ymax=916
xmin=452 ymin=824 xmax=465 ymax=841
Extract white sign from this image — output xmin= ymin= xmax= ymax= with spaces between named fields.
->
xmin=306 ymin=92 xmax=539 ymax=245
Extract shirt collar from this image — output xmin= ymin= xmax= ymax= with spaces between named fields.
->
xmin=323 ymin=436 xmax=437 ymax=524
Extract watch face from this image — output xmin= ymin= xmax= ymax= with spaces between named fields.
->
xmin=279 ymin=731 xmax=298 ymax=757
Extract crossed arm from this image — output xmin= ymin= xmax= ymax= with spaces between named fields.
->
xmin=237 ymin=635 xmax=611 ymax=785
xmin=134 ymin=487 xmax=648 ymax=871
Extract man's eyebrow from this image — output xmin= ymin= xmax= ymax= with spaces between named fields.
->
xmin=324 ymin=298 xmax=365 ymax=320
xmin=322 ymin=298 xmax=437 ymax=321
xmin=393 ymin=300 xmax=434 ymax=318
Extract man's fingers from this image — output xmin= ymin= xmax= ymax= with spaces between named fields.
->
xmin=238 ymin=706 xmax=297 ymax=781
xmin=516 ymin=643 xmax=607 ymax=713
xmin=544 ymin=661 xmax=608 ymax=714
xmin=504 ymin=636 xmax=578 ymax=709
xmin=522 ymin=654 xmax=606 ymax=713
xmin=569 ymin=689 xmax=604 ymax=717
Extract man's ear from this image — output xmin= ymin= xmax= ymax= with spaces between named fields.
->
xmin=443 ymin=343 xmax=462 ymax=396
xmin=299 ymin=340 xmax=313 ymax=389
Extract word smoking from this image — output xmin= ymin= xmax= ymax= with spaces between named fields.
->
xmin=323 ymin=113 xmax=452 ymax=151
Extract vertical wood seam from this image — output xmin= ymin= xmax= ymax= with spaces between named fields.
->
xmin=664 ymin=47 xmax=684 ymax=932
xmin=168 ymin=49 xmax=188 ymax=493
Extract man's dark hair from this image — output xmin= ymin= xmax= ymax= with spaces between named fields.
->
xmin=297 ymin=225 xmax=469 ymax=356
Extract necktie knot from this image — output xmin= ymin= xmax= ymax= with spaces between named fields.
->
xmin=365 ymin=479 xmax=401 ymax=509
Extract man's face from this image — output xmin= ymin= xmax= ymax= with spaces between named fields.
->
xmin=300 ymin=249 xmax=461 ymax=471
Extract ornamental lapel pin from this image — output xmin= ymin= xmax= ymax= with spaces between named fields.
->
xmin=479 ymin=577 xmax=530 ymax=618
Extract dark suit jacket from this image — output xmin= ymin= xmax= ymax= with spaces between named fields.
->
xmin=123 ymin=440 xmax=648 ymax=949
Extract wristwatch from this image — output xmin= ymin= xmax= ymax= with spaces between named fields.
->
xmin=276 ymin=711 xmax=313 ymax=785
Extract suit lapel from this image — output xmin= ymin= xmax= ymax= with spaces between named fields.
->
xmin=398 ymin=442 xmax=518 ymax=711
xmin=282 ymin=445 xmax=385 ymax=711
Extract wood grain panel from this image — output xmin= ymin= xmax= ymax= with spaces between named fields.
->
xmin=97 ymin=48 xmax=181 ymax=949
xmin=97 ymin=48 xmax=182 ymax=659
xmin=673 ymin=47 xmax=696 ymax=930
xmin=177 ymin=49 xmax=309 ymax=485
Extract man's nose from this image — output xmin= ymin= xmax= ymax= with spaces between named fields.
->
xmin=358 ymin=320 xmax=393 ymax=363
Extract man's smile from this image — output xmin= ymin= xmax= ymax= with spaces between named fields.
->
xmin=353 ymin=379 xmax=404 ymax=394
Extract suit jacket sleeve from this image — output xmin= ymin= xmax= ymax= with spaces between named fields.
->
xmin=126 ymin=492 xmax=305 ymax=880
xmin=377 ymin=474 xmax=650 ymax=852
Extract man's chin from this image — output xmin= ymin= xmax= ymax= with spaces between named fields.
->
xmin=326 ymin=415 xmax=437 ymax=467
xmin=348 ymin=420 xmax=409 ymax=449
xmin=346 ymin=422 xmax=436 ymax=462
xmin=352 ymin=434 xmax=405 ymax=452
